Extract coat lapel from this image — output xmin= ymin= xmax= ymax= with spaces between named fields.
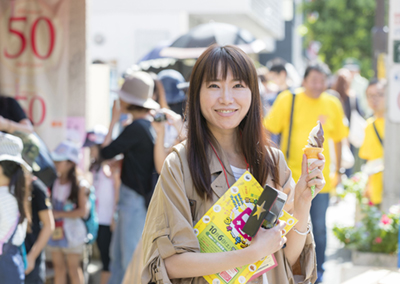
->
xmin=208 ymin=144 xmax=237 ymax=199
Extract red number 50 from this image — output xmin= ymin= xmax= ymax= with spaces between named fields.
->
xmin=4 ymin=16 xmax=55 ymax=59
xmin=15 ymin=95 xmax=47 ymax=126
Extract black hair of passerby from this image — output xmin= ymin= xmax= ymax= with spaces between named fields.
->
xmin=304 ymin=62 xmax=331 ymax=79
xmin=368 ymin=78 xmax=380 ymax=87
xmin=270 ymin=64 xmax=287 ymax=75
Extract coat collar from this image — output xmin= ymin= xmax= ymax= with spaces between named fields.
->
xmin=207 ymin=143 xmax=237 ymax=199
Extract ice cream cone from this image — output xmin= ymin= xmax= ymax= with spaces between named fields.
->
xmin=303 ymin=147 xmax=324 ymax=198
xmin=303 ymin=147 xmax=324 ymax=159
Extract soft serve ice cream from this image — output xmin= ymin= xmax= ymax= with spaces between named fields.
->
xmin=303 ymin=121 xmax=324 ymax=197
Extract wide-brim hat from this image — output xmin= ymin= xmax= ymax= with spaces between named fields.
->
xmin=0 ymin=132 xmax=32 ymax=172
xmin=116 ymin=71 xmax=160 ymax=110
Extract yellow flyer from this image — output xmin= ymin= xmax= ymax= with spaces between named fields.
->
xmin=194 ymin=171 xmax=298 ymax=284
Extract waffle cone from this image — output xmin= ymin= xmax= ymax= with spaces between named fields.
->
xmin=303 ymin=147 xmax=324 ymax=159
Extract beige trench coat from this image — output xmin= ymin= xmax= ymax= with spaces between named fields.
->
xmin=126 ymin=142 xmax=317 ymax=284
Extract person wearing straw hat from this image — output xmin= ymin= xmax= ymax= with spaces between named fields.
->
xmin=100 ymin=71 xmax=159 ymax=284
xmin=0 ymin=132 xmax=32 ymax=283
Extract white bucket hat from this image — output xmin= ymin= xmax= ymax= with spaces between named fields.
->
xmin=0 ymin=132 xmax=32 ymax=172
xmin=51 ymin=140 xmax=81 ymax=165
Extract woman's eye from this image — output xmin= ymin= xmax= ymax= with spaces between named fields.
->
xmin=234 ymin=83 xmax=245 ymax=88
xmin=208 ymin=84 xmax=219 ymax=88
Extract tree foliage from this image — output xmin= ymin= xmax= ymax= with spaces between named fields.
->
xmin=302 ymin=0 xmax=377 ymax=78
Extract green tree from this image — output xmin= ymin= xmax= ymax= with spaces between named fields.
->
xmin=302 ymin=0 xmax=377 ymax=78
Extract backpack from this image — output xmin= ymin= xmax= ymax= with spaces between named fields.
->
xmin=83 ymin=185 xmax=99 ymax=244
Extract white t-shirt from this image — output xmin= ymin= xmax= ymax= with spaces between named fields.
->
xmin=229 ymin=167 xmax=270 ymax=284
xmin=0 ymin=186 xmax=27 ymax=253
xmin=92 ymin=167 xmax=115 ymax=225
xmin=230 ymin=165 xmax=246 ymax=181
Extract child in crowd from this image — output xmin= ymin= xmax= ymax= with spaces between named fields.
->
xmin=47 ymin=140 xmax=90 ymax=284
xmin=13 ymin=131 xmax=55 ymax=284
xmin=359 ymin=79 xmax=386 ymax=206
xmin=0 ymin=133 xmax=31 ymax=283
xmin=83 ymin=126 xmax=120 ymax=284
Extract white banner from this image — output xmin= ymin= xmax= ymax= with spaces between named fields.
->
xmin=0 ymin=0 xmax=69 ymax=149
xmin=388 ymin=0 xmax=400 ymax=123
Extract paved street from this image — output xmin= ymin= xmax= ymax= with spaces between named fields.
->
xmin=323 ymin=194 xmax=355 ymax=284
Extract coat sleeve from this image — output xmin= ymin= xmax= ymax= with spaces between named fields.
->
xmin=269 ymin=149 xmax=317 ymax=284
xmin=141 ymin=150 xmax=200 ymax=284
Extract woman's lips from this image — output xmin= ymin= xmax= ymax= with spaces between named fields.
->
xmin=215 ymin=109 xmax=238 ymax=117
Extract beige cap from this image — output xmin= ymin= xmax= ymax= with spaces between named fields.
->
xmin=116 ymin=72 xmax=160 ymax=110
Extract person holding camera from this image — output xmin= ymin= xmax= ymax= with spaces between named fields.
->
xmin=152 ymin=109 xmax=185 ymax=174
xmin=139 ymin=45 xmax=325 ymax=284
xmin=152 ymin=70 xmax=188 ymax=174
xmin=100 ymin=72 xmax=159 ymax=284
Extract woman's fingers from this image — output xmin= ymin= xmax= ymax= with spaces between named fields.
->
xmin=306 ymin=169 xmax=323 ymax=181
xmin=309 ymin=159 xmax=325 ymax=171
xmin=301 ymin=154 xmax=308 ymax=177
xmin=307 ymin=178 xmax=326 ymax=189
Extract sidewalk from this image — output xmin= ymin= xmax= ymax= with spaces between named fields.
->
xmin=322 ymin=194 xmax=400 ymax=284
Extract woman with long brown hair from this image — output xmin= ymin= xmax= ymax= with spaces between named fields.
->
xmin=47 ymin=140 xmax=89 ymax=284
xmin=140 ymin=45 xmax=325 ymax=283
xmin=0 ymin=133 xmax=31 ymax=284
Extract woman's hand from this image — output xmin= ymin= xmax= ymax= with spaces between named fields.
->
xmin=249 ymin=221 xmax=287 ymax=261
xmin=295 ymin=153 xmax=325 ymax=210
xmin=25 ymin=254 xmax=36 ymax=274
xmin=151 ymin=118 xmax=166 ymax=136
xmin=52 ymin=210 xmax=61 ymax=219
xmin=0 ymin=116 xmax=10 ymax=131
xmin=111 ymin=100 xmax=121 ymax=123
xmin=163 ymin=108 xmax=183 ymax=132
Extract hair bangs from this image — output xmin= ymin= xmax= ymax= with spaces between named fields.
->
xmin=202 ymin=47 xmax=252 ymax=87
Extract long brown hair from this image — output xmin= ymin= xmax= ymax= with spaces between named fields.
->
xmin=332 ymin=69 xmax=351 ymax=104
xmin=186 ymin=44 xmax=279 ymax=200
xmin=0 ymin=161 xmax=30 ymax=224
xmin=66 ymin=162 xmax=80 ymax=205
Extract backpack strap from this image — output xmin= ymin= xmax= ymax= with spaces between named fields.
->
xmin=372 ymin=121 xmax=383 ymax=146
xmin=286 ymin=92 xmax=296 ymax=159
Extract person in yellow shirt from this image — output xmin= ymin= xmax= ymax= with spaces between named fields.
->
xmin=359 ymin=80 xmax=385 ymax=205
xmin=264 ymin=63 xmax=348 ymax=284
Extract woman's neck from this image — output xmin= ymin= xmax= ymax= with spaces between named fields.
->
xmin=131 ymin=110 xmax=151 ymax=120
xmin=211 ymin=128 xmax=246 ymax=168
xmin=375 ymin=111 xmax=384 ymax=119
xmin=0 ymin=176 xmax=9 ymax=187
xmin=58 ymin=174 xmax=70 ymax=184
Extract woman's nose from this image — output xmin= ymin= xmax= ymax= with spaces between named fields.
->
xmin=219 ymin=87 xmax=234 ymax=104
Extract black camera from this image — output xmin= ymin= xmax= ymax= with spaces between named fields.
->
xmin=242 ymin=184 xmax=287 ymax=237
xmin=153 ymin=112 xmax=167 ymax=122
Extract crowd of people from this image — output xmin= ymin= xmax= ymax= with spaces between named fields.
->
xmin=0 ymin=44 xmax=386 ymax=284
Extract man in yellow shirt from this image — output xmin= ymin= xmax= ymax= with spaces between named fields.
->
xmin=359 ymin=80 xmax=385 ymax=205
xmin=264 ymin=63 xmax=348 ymax=283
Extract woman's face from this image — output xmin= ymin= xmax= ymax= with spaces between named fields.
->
xmin=119 ymin=99 xmax=129 ymax=113
xmin=54 ymin=160 xmax=74 ymax=176
xmin=200 ymin=68 xmax=251 ymax=135
xmin=366 ymin=84 xmax=385 ymax=114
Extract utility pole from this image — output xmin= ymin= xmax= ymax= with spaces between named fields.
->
xmin=382 ymin=0 xmax=400 ymax=211
xmin=372 ymin=0 xmax=388 ymax=77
